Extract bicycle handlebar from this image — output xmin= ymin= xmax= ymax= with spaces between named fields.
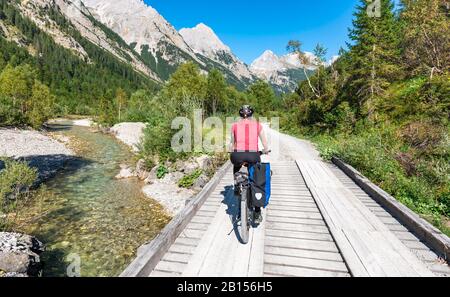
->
xmin=259 ymin=150 xmax=272 ymax=155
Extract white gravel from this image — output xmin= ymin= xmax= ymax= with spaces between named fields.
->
xmin=109 ymin=122 xmax=147 ymax=152
xmin=0 ymin=128 xmax=74 ymax=181
xmin=0 ymin=129 xmax=73 ymax=158
xmin=142 ymin=182 xmax=195 ymax=216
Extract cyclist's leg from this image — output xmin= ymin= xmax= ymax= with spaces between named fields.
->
xmin=233 ymin=164 xmax=242 ymax=175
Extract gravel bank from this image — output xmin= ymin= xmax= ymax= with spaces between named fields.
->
xmin=0 ymin=128 xmax=74 ymax=182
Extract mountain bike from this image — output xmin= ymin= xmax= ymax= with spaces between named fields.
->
xmin=234 ymin=151 xmax=270 ymax=244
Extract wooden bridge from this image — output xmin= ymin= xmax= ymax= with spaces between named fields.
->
xmin=121 ymin=129 xmax=450 ymax=277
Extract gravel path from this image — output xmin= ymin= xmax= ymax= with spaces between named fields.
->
xmin=261 ymin=125 xmax=320 ymax=163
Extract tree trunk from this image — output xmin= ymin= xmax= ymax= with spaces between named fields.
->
xmin=303 ymin=68 xmax=320 ymax=98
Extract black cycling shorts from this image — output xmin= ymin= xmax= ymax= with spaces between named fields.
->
xmin=230 ymin=152 xmax=261 ymax=174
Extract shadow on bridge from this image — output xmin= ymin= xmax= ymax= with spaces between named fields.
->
xmin=220 ymin=185 xmax=248 ymax=244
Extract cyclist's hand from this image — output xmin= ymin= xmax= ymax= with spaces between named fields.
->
xmin=263 ymin=149 xmax=271 ymax=155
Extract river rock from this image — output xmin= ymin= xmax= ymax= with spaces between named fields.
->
xmin=173 ymin=160 xmax=185 ymax=172
xmin=159 ymin=172 xmax=184 ymax=185
xmin=193 ymin=174 xmax=209 ymax=191
xmin=115 ymin=166 xmax=136 ymax=179
xmin=135 ymin=159 xmax=150 ymax=180
xmin=0 ymin=232 xmax=45 ymax=277
xmin=183 ymin=161 xmax=200 ymax=175
xmin=195 ymin=155 xmax=213 ymax=171
xmin=144 ymin=166 xmax=159 ymax=184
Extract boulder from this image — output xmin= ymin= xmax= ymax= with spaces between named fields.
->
xmin=183 ymin=161 xmax=200 ymax=175
xmin=115 ymin=166 xmax=135 ymax=179
xmin=195 ymin=155 xmax=213 ymax=171
xmin=173 ymin=160 xmax=185 ymax=172
xmin=160 ymin=172 xmax=184 ymax=185
xmin=0 ymin=232 xmax=45 ymax=277
xmin=193 ymin=174 xmax=209 ymax=191
xmin=109 ymin=122 xmax=147 ymax=152
xmin=135 ymin=159 xmax=150 ymax=180
xmin=144 ymin=166 xmax=159 ymax=184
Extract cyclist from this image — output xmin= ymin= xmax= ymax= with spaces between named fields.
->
xmin=230 ymin=105 xmax=270 ymax=224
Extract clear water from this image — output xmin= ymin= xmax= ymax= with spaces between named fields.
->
xmin=18 ymin=122 xmax=171 ymax=277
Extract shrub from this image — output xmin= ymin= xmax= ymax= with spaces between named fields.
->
xmin=178 ymin=170 xmax=202 ymax=189
xmin=399 ymin=121 xmax=445 ymax=152
xmin=156 ymin=165 xmax=169 ymax=180
xmin=0 ymin=159 xmax=37 ymax=212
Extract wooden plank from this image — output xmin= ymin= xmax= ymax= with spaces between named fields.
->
xmin=191 ymin=216 xmax=214 ymax=224
xmin=264 ymin=264 xmax=350 ymax=277
xmin=195 ymin=210 xmax=216 ymax=218
xmin=403 ymin=240 xmax=432 ymax=251
xmin=179 ymin=229 xmax=205 ymax=240
xmin=151 ymin=270 xmax=181 ymax=277
xmin=266 ymin=221 xmax=330 ymax=234
xmin=412 ymin=249 xmax=445 ymax=263
xmin=268 ymin=210 xmax=322 ymax=220
xmin=265 ymin=236 xmax=339 ymax=253
xmin=270 ymin=197 xmax=314 ymax=202
xmin=155 ymin=260 xmax=187 ymax=274
xmin=265 ymin=254 xmax=348 ymax=273
xmin=163 ymin=252 xmax=192 ymax=263
xmin=199 ymin=205 xmax=221 ymax=212
xmin=265 ymin=246 xmax=343 ymax=262
xmin=429 ymin=264 xmax=450 ymax=275
xmin=266 ymin=216 xmax=326 ymax=226
xmin=185 ymin=222 xmax=209 ymax=231
xmin=392 ymin=231 xmax=421 ymax=242
xmin=167 ymin=244 xmax=197 ymax=254
xmin=269 ymin=206 xmax=320 ymax=213
xmin=265 ymin=229 xmax=333 ymax=242
xmin=174 ymin=237 xmax=199 ymax=247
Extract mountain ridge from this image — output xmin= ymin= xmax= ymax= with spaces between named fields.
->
xmin=7 ymin=0 xmax=323 ymax=93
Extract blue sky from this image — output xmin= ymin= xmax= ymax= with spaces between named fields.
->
xmin=144 ymin=0 xmax=361 ymax=64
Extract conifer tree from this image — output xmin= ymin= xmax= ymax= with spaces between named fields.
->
xmin=347 ymin=0 xmax=401 ymax=117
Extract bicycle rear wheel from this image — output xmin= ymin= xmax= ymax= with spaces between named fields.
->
xmin=240 ymin=188 xmax=250 ymax=244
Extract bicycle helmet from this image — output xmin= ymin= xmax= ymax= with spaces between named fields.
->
xmin=239 ymin=105 xmax=254 ymax=118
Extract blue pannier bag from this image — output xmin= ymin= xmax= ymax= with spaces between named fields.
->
xmin=248 ymin=163 xmax=271 ymax=208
